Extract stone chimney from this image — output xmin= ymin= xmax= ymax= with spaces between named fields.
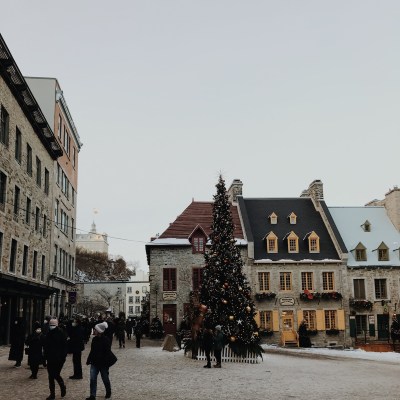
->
xmin=227 ymin=179 xmax=243 ymax=204
xmin=300 ymin=180 xmax=324 ymax=201
xmin=383 ymin=186 xmax=400 ymax=231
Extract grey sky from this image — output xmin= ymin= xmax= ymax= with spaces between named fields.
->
xmin=1 ymin=1 xmax=399 ymax=270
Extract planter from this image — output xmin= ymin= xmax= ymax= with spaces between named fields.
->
xmin=255 ymin=292 xmax=277 ymax=301
xmin=349 ymin=299 xmax=373 ymax=311
xmin=300 ymin=291 xmax=321 ymax=301
xmin=321 ymin=291 xmax=342 ymax=301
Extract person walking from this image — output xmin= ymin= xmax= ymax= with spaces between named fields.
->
xmin=25 ymin=321 xmax=44 ymax=379
xmin=213 ymin=325 xmax=224 ymax=368
xmin=202 ymin=327 xmax=214 ymax=368
xmin=86 ymin=321 xmax=112 ymax=400
xmin=67 ymin=318 xmax=85 ymax=379
xmin=43 ymin=318 xmax=67 ymax=400
xmin=134 ymin=319 xmax=143 ymax=348
xmin=298 ymin=320 xmax=311 ymax=348
xmin=8 ymin=316 xmax=26 ymax=368
xmin=125 ymin=318 xmax=133 ymax=340
xmin=115 ymin=317 xmax=126 ymax=348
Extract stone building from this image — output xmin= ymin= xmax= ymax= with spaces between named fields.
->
xmin=330 ymin=187 xmax=400 ymax=349
xmin=25 ymin=76 xmax=82 ymax=319
xmin=0 ymin=35 xmax=63 ymax=344
xmin=76 ymin=222 xmax=109 ymax=254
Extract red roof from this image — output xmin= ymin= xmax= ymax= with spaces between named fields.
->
xmin=159 ymin=201 xmax=244 ymax=239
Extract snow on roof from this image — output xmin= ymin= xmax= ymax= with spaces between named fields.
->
xmin=254 ymin=258 xmax=341 ymax=264
xmin=148 ymin=238 xmax=247 ymax=246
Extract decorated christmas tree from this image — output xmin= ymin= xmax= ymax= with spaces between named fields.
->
xmin=200 ymin=176 xmax=263 ymax=357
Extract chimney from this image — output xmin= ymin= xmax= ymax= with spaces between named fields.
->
xmin=306 ymin=180 xmax=324 ymax=202
xmin=383 ymin=186 xmax=400 ymax=231
xmin=227 ymin=179 xmax=243 ymax=204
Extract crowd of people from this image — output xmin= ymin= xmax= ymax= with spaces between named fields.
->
xmin=7 ymin=312 xmax=148 ymax=400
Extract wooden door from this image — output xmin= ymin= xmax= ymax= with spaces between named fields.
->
xmin=163 ymin=304 xmax=177 ymax=335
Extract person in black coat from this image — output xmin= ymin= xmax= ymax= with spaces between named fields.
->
xmin=86 ymin=321 xmax=112 ymax=400
xmin=43 ymin=319 xmax=67 ymax=400
xmin=8 ymin=316 xmax=26 ymax=368
xmin=202 ymin=328 xmax=214 ymax=368
xmin=25 ymin=321 xmax=44 ymax=378
xmin=115 ymin=317 xmax=126 ymax=348
xmin=67 ymin=318 xmax=85 ymax=379
xmin=125 ymin=318 xmax=133 ymax=340
xmin=135 ymin=320 xmax=143 ymax=348
xmin=298 ymin=320 xmax=312 ymax=348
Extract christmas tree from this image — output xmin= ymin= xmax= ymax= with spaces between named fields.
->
xmin=200 ymin=176 xmax=263 ymax=357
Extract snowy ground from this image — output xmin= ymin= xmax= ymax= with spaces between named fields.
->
xmin=1 ymin=339 xmax=399 ymax=400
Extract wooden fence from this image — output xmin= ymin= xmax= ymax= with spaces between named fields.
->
xmin=189 ymin=347 xmax=261 ymax=364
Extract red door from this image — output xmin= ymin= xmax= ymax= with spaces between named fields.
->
xmin=163 ymin=304 xmax=177 ymax=335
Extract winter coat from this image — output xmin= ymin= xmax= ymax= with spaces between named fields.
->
xmin=213 ymin=331 xmax=225 ymax=351
xmin=8 ymin=318 xmax=26 ymax=361
xmin=67 ymin=325 xmax=85 ymax=353
xmin=125 ymin=320 xmax=133 ymax=334
xmin=43 ymin=327 xmax=67 ymax=363
xmin=202 ymin=329 xmax=214 ymax=351
xmin=115 ymin=319 xmax=126 ymax=338
xmin=86 ymin=334 xmax=112 ymax=368
xmin=25 ymin=332 xmax=44 ymax=365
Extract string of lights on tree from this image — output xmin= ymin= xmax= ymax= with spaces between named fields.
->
xmin=200 ymin=175 xmax=263 ymax=357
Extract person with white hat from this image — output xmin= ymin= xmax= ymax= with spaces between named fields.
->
xmin=43 ymin=318 xmax=67 ymax=400
xmin=85 ymin=321 xmax=113 ymax=400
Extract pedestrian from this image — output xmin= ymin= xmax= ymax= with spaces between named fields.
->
xmin=67 ymin=317 xmax=85 ymax=379
xmin=8 ymin=316 xmax=26 ymax=368
xmin=126 ymin=318 xmax=133 ymax=340
xmin=115 ymin=317 xmax=126 ymax=348
xmin=202 ymin=327 xmax=214 ymax=368
xmin=43 ymin=318 xmax=67 ymax=400
xmin=213 ymin=325 xmax=224 ymax=368
xmin=25 ymin=321 xmax=44 ymax=379
xmin=86 ymin=321 xmax=112 ymax=400
xmin=391 ymin=314 xmax=400 ymax=343
xmin=135 ymin=319 xmax=143 ymax=348
xmin=298 ymin=320 xmax=312 ymax=348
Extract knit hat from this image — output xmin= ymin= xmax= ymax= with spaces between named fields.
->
xmin=215 ymin=325 xmax=222 ymax=331
xmin=95 ymin=321 xmax=108 ymax=333
xmin=49 ymin=318 xmax=58 ymax=327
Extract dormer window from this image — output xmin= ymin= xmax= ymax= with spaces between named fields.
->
xmin=307 ymin=231 xmax=320 ymax=253
xmin=362 ymin=220 xmax=371 ymax=232
xmin=269 ymin=212 xmax=278 ymax=225
xmin=286 ymin=231 xmax=299 ymax=253
xmin=377 ymin=242 xmax=389 ymax=261
xmin=354 ymin=242 xmax=367 ymax=261
xmin=265 ymin=232 xmax=278 ymax=253
xmin=288 ymin=212 xmax=297 ymax=225
xmin=189 ymin=225 xmax=207 ymax=254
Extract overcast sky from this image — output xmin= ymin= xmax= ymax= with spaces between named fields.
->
xmin=1 ymin=1 xmax=399 ymax=271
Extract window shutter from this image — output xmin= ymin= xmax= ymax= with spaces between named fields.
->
xmin=297 ymin=310 xmax=304 ymax=326
xmin=316 ymin=310 xmax=325 ymax=331
xmin=273 ymin=310 xmax=279 ymax=331
xmin=337 ymin=309 xmax=345 ymax=330
xmin=254 ymin=311 xmax=261 ymax=328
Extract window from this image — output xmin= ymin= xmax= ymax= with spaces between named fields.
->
xmin=362 ymin=220 xmax=371 ymax=232
xmin=15 ymin=128 xmax=22 ymax=163
xmin=356 ymin=315 xmax=368 ymax=335
xmin=353 ymin=279 xmax=366 ymax=299
xmin=258 ymin=272 xmax=270 ymax=291
xmin=259 ymin=311 xmax=273 ymax=330
xmin=72 ymin=188 xmax=75 ymax=206
xmin=288 ymin=212 xmax=297 ymax=224
xmin=73 ymin=147 xmax=76 ymax=168
xmin=0 ymin=171 xmax=6 ymax=212
xmin=135 ymin=306 xmax=141 ymax=314
xmin=266 ymin=232 xmax=278 ymax=253
xmin=22 ymin=245 xmax=28 ymax=276
xmin=135 ymin=296 xmax=140 ymax=303
xmin=128 ymin=306 xmax=134 ymax=314
xmin=129 ymin=296 xmax=133 ymax=304
xmin=269 ymin=212 xmax=278 ymax=224
xmin=36 ymin=157 xmax=41 ymax=187
xmin=378 ymin=242 xmax=389 ymax=261
xmin=35 ymin=207 xmax=40 ymax=232
xmin=322 ymin=272 xmax=334 ymax=291
xmin=57 ymin=164 xmax=61 ymax=185
xmin=58 ymin=115 xmax=62 ymax=138
xmin=32 ymin=250 xmax=38 ymax=279
xmin=127 ymin=287 xmax=132 ymax=293
xmin=193 ymin=268 xmax=203 ymax=290
xmin=54 ymin=200 xmax=59 ymax=226
xmin=9 ymin=239 xmax=17 ymax=273
xmin=280 ymin=272 xmax=292 ymax=291
xmin=163 ymin=268 xmax=177 ymax=291
xmin=287 ymin=231 xmax=299 ymax=253
xmin=0 ymin=106 xmax=10 ymax=145
xmin=302 ymin=310 xmax=317 ymax=330
xmin=0 ymin=231 xmax=3 ymax=268
xmin=26 ymin=144 xmax=32 ymax=176
xmin=41 ymin=255 xmax=45 ymax=281
xmin=355 ymin=243 xmax=367 ymax=261
xmin=13 ymin=186 xmax=20 ymax=219
xmin=25 ymin=197 xmax=31 ymax=225
xmin=44 ymin=168 xmax=49 ymax=195
xmin=54 ymin=244 xmax=58 ymax=273
xmin=324 ymin=310 xmax=337 ymax=330
xmin=43 ymin=214 xmax=47 ymax=237
xmin=375 ymin=279 xmax=387 ymax=299
xmin=192 ymin=236 xmax=205 ymax=253
xmin=308 ymin=232 xmax=320 ymax=253
xmin=301 ymin=272 xmax=313 ymax=291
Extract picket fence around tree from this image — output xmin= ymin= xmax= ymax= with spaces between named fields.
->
xmin=187 ymin=347 xmax=261 ymax=364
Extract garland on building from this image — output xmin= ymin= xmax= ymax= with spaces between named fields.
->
xmin=200 ymin=176 xmax=263 ymax=358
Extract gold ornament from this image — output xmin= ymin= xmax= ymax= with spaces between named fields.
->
xmin=230 ymin=336 xmax=236 ymax=342
xmin=199 ymin=304 xmax=207 ymax=312
xmin=229 ymin=315 xmax=234 ymax=321
xmin=246 ymin=306 xmax=251 ymax=312
xmin=254 ymin=332 xmax=259 ymax=336
xmin=222 ymin=299 xmax=228 ymax=304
